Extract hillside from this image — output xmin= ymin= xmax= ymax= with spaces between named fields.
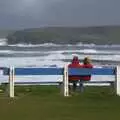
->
xmin=0 ymin=30 xmax=14 ymax=38
xmin=7 ymin=26 xmax=120 ymax=44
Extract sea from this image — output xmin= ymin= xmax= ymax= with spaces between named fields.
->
xmin=0 ymin=38 xmax=118 ymax=85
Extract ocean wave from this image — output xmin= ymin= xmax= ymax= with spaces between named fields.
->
xmin=0 ymin=50 xmax=13 ymax=54
xmin=8 ymin=43 xmax=61 ymax=47
xmin=5 ymin=42 xmax=120 ymax=48
xmin=49 ymin=49 xmax=120 ymax=55
xmin=0 ymin=55 xmax=119 ymax=68
xmin=0 ymin=49 xmax=120 ymax=56
xmin=0 ymin=50 xmax=50 ymax=55
xmin=0 ymin=38 xmax=8 ymax=46
xmin=0 ymin=37 xmax=119 ymax=48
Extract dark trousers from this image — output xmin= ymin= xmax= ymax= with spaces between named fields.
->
xmin=73 ymin=81 xmax=77 ymax=92
xmin=79 ymin=80 xmax=84 ymax=93
xmin=69 ymin=80 xmax=78 ymax=92
xmin=69 ymin=80 xmax=84 ymax=93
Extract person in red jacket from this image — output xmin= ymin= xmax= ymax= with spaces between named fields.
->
xmin=80 ymin=57 xmax=93 ymax=92
xmin=68 ymin=56 xmax=82 ymax=92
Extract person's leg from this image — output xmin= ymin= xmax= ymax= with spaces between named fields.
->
xmin=73 ymin=81 xmax=77 ymax=92
xmin=69 ymin=81 xmax=71 ymax=92
xmin=79 ymin=80 xmax=84 ymax=93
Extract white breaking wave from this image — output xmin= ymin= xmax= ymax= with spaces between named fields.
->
xmin=0 ymin=50 xmax=48 ymax=54
xmin=1 ymin=49 xmax=120 ymax=62
xmin=0 ymin=49 xmax=120 ymax=55
xmin=0 ymin=41 xmax=120 ymax=68
xmin=8 ymin=43 xmax=61 ymax=47
xmin=44 ymin=49 xmax=120 ymax=54
xmin=0 ymin=38 xmax=7 ymax=46
xmin=76 ymin=42 xmax=96 ymax=47
xmin=80 ymin=49 xmax=97 ymax=53
xmin=0 ymin=54 xmax=119 ymax=68
xmin=0 ymin=57 xmax=65 ymax=67
xmin=6 ymin=42 xmax=120 ymax=48
xmin=0 ymin=50 xmax=12 ymax=54
xmin=0 ymin=49 xmax=99 ymax=54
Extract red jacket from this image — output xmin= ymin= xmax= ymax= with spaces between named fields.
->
xmin=68 ymin=56 xmax=82 ymax=81
xmin=81 ymin=64 xmax=93 ymax=81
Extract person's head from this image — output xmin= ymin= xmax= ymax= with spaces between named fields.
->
xmin=83 ymin=57 xmax=91 ymax=64
xmin=71 ymin=56 xmax=79 ymax=64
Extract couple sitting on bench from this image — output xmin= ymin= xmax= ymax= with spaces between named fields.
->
xmin=68 ymin=56 xmax=93 ymax=92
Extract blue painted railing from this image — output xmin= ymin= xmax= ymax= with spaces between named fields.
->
xmin=6 ymin=67 xmax=116 ymax=75
xmin=68 ymin=68 xmax=115 ymax=75
xmin=3 ymin=67 xmax=116 ymax=76
xmin=14 ymin=68 xmax=64 ymax=75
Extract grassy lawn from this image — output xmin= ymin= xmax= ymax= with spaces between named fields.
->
xmin=0 ymin=85 xmax=120 ymax=120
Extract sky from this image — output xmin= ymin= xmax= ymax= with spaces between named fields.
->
xmin=0 ymin=0 xmax=120 ymax=29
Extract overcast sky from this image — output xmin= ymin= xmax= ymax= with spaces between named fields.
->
xmin=0 ymin=0 xmax=120 ymax=29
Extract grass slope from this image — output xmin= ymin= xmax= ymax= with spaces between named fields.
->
xmin=0 ymin=86 xmax=120 ymax=120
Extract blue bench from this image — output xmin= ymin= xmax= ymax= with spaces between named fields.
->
xmin=2 ymin=66 xmax=118 ymax=97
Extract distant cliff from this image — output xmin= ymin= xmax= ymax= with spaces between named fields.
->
xmin=7 ymin=26 xmax=120 ymax=44
xmin=0 ymin=30 xmax=14 ymax=38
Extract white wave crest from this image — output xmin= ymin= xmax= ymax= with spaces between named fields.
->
xmin=81 ymin=49 xmax=97 ymax=53
xmin=8 ymin=42 xmax=96 ymax=47
xmin=6 ymin=42 xmax=120 ymax=48
xmin=0 ymin=49 xmax=119 ymax=55
xmin=8 ymin=43 xmax=61 ymax=47
xmin=76 ymin=42 xmax=96 ymax=47
xmin=0 ymin=50 xmax=13 ymax=54
xmin=0 ymin=38 xmax=7 ymax=46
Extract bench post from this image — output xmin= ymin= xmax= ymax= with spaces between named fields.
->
xmin=9 ymin=67 xmax=15 ymax=98
xmin=63 ymin=64 xmax=69 ymax=97
xmin=116 ymin=66 xmax=120 ymax=96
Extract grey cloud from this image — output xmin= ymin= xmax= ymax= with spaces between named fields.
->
xmin=0 ymin=0 xmax=120 ymax=29
xmin=44 ymin=0 xmax=120 ymax=26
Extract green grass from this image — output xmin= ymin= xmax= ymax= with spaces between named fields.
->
xmin=0 ymin=85 xmax=120 ymax=120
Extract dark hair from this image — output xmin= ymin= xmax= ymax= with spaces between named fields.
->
xmin=73 ymin=56 xmax=78 ymax=60
xmin=71 ymin=56 xmax=79 ymax=64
